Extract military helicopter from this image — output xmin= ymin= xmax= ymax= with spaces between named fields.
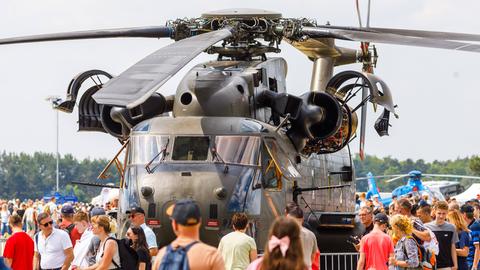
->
xmin=2 ymin=8 xmax=480 ymax=259
xmin=357 ymin=170 xmax=480 ymax=206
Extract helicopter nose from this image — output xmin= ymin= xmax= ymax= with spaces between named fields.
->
xmin=138 ymin=170 xmax=232 ymax=246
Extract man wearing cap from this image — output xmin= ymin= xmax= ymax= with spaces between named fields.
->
xmin=357 ymin=213 xmax=394 ymax=270
xmin=127 ymin=206 xmax=159 ymax=256
xmin=58 ymin=204 xmax=81 ymax=247
xmin=153 ymin=199 xmax=225 ymax=270
xmin=461 ymin=204 xmax=480 ymax=270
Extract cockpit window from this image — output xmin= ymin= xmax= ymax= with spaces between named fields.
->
xmin=214 ymin=136 xmax=260 ymax=166
xmin=172 ymin=136 xmax=210 ymax=161
xmin=129 ymin=135 xmax=169 ymax=165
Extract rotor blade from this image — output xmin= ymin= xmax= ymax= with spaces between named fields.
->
xmin=356 ymin=174 xmax=406 ymax=181
xmin=422 ymin=174 xmax=480 ymax=180
xmin=301 ymin=26 xmax=480 ymax=53
xmin=0 ymin=26 xmax=173 ymax=45
xmin=93 ymin=28 xmax=234 ymax=108
xmin=386 ymin=174 xmax=409 ymax=183
xmin=315 ymin=25 xmax=480 ymax=42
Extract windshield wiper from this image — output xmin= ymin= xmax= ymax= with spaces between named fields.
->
xmin=145 ymin=139 xmax=169 ymax=174
xmin=211 ymin=147 xmax=229 ymax=174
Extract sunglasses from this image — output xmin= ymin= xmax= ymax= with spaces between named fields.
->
xmin=41 ymin=221 xmax=53 ymax=227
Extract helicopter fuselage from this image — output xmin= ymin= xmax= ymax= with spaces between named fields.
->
xmin=113 ymin=57 xmax=359 ymax=251
xmin=118 ymin=115 xmax=358 ymax=252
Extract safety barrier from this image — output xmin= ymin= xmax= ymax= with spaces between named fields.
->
xmin=320 ymin=252 xmax=359 ymax=270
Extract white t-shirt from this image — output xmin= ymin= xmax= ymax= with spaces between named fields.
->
xmin=35 ymin=228 xmax=73 ymax=269
xmin=300 ymin=226 xmax=318 ymax=269
xmin=1 ymin=210 xmax=10 ymax=223
xmin=71 ymin=228 xmax=94 ymax=268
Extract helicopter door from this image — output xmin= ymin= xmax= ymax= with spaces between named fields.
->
xmin=260 ymin=137 xmax=301 ymax=206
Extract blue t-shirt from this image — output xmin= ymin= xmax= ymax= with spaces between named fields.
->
xmin=141 ymin=223 xmax=158 ymax=250
xmin=468 ymin=220 xmax=480 ymax=268
xmin=457 ymin=230 xmax=471 ymax=270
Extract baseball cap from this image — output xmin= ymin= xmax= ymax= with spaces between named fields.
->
xmin=126 ymin=206 xmax=145 ymax=215
xmin=90 ymin=207 xmax=106 ymax=217
xmin=61 ymin=204 xmax=75 ymax=215
xmin=460 ymin=204 xmax=474 ymax=214
xmin=468 ymin=199 xmax=480 ymax=204
xmin=166 ymin=199 xmax=201 ymax=226
xmin=374 ymin=213 xmax=389 ymax=224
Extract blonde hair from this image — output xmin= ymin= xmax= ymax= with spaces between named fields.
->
xmin=390 ymin=214 xmax=413 ymax=235
xmin=448 ymin=210 xmax=470 ymax=232
xmin=92 ymin=215 xmax=112 ymax=234
xmin=73 ymin=211 xmax=89 ymax=223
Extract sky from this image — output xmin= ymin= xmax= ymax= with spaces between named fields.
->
xmin=0 ymin=0 xmax=479 ymax=162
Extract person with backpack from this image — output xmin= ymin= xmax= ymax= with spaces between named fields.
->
xmin=448 ymin=210 xmax=471 ymax=270
xmin=396 ymin=198 xmax=432 ymax=244
xmin=152 ymin=199 xmax=225 ymax=270
xmin=59 ymin=204 xmax=82 ymax=247
xmin=126 ymin=226 xmax=151 ymax=270
xmin=389 ymin=214 xmax=421 ymax=269
xmin=425 ymin=201 xmax=458 ymax=270
xmin=79 ymin=215 xmax=121 ymax=270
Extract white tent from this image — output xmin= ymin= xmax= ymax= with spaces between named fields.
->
xmin=453 ymin=183 xmax=480 ymax=203
xmin=90 ymin=187 xmax=119 ymax=206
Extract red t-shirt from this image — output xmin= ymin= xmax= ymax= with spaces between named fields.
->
xmin=3 ymin=231 xmax=34 ymax=270
xmin=360 ymin=229 xmax=394 ymax=270
xmin=59 ymin=220 xmax=82 ymax=247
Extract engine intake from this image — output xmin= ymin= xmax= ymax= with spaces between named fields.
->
xmin=256 ymin=90 xmax=345 ymax=152
xmin=59 ymin=70 xmax=172 ymax=140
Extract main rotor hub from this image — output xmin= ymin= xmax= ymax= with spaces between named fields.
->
xmin=169 ymin=9 xmax=314 ymax=59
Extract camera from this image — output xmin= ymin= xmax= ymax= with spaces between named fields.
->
xmin=347 ymin=235 xmax=360 ymax=245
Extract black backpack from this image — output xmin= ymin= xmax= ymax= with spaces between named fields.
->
xmin=103 ymin=237 xmax=138 ymax=270
xmin=159 ymin=241 xmax=198 ymax=270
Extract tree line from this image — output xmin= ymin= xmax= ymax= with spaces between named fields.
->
xmin=0 ymin=151 xmax=118 ymax=202
xmin=1 ymin=151 xmax=480 ymax=201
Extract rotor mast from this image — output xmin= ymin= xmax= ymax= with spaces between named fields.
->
xmin=310 ymin=38 xmax=335 ymax=92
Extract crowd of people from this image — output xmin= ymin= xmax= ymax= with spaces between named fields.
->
xmin=2 ymin=192 xmax=480 ymax=270
xmin=355 ymin=194 xmax=480 ymax=270
xmin=0 ymin=195 xmax=322 ymax=270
